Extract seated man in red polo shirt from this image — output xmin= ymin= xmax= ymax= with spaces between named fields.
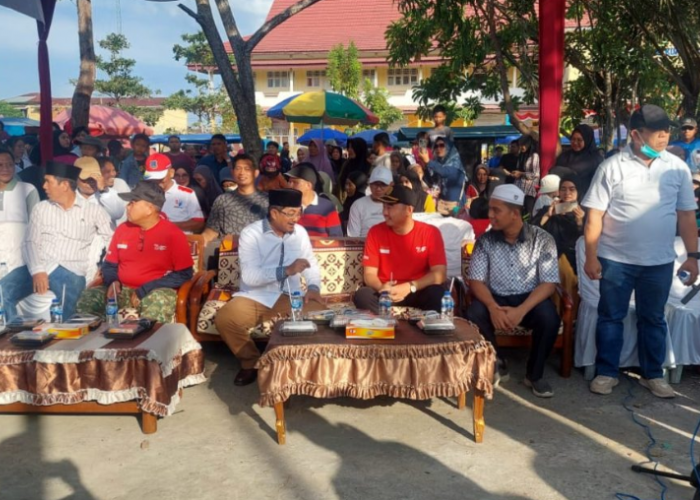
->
xmin=354 ymin=185 xmax=447 ymax=313
xmin=76 ymin=182 xmax=194 ymax=323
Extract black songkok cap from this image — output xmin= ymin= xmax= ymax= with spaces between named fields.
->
xmin=46 ymin=161 xmax=81 ymax=181
xmin=269 ymin=188 xmax=302 ymax=208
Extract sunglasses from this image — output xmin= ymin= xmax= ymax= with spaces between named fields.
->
xmin=682 ymin=126 xmax=696 ymax=131
xmin=435 ymin=143 xmax=447 ymax=149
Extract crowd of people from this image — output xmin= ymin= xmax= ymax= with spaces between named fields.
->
xmin=0 ymin=103 xmax=699 ymax=398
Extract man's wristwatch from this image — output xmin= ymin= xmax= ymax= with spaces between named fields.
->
xmin=409 ymin=281 xmax=417 ymax=294
xmin=687 ymin=252 xmax=700 ymax=259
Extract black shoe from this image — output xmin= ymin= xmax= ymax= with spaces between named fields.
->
xmin=234 ymin=368 xmax=258 ymax=386
xmin=494 ymin=358 xmax=510 ymax=386
xmin=523 ymin=377 xmax=553 ymax=398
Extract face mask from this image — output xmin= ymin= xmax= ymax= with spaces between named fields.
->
xmin=636 ymin=132 xmax=662 ymax=159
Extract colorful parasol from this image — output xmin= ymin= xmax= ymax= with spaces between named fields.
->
xmin=267 ymin=90 xmax=379 ymax=126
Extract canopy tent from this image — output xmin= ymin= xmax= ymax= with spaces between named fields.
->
xmin=396 ymin=125 xmax=520 ymax=142
xmin=0 ymin=117 xmax=41 ymax=136
xmin=0 ymin=0 xmax=57 ymax=162
xmin=297 ymin=128 xmax=348 ymax=147
xmin=350 ymin=129 xmax=398 ymax=146
xmin=54 ymin=106 xmax=154 ymax=138
xmin=147 ymin=133 xmax=241 ymax=145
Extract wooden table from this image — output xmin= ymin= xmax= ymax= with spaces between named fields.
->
xmin=256 ymin=318 xmax=496 ymax=445
xmin=0 ymin=323 xmax=206 ymax=433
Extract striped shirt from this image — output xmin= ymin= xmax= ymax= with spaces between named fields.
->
xmin=25 ymin=193 xmax=113 ymax=277
xmin=299 ymin=193 xmax=342 ymax=237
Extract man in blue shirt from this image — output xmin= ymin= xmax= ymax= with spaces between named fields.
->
xmin=488 ymin=146 xmax=504 ymax=169
xmin=670 ymin=116 xmax=700 ymax=170
xmin=198 ymin=133 xmax=231 ymax=180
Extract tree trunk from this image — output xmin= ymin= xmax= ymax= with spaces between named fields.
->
xmin=602 ymin=71 xmax=614 ymax=152
xmin=71 ymin=0 xmax=95 ymax=131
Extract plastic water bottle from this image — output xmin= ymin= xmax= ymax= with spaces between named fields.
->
xmin=678 ymin=270 xmax=691 ymax=285
xmin=441 ymin=291 xmax=454 ymax=321
xmin=0 ymin=302 xmax=5 ymax=328
xmin=0 ymin=262 xmax=6 ymax=328
xmin=106 ymin=298 xmax=119 ymax=326
xmin=290 ymin=291 xmax=303 ymax=321
xmin=379 ymin=291 xmax=392 ymax=318
xmin=0 ymin=262 xmax=8 ymax=280
xmin=50 ymin=298 xmax=63 ymax=324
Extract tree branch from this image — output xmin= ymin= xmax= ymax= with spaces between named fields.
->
xmin=245 ymin=0 xmax=326 ymax=52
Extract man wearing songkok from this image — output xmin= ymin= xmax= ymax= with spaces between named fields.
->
xmin=1 ymin=161 xmax=113 ymax=320
xmin=75 ymin=156 xmax=127 ymax=228
xmin=466 ymin=184 xmax=560 ymax=399
xmin=142 ymin=153 xmax=205 ymax=234
xmin=584 ymin=104 xmax=698 ymax=399
xmin=0 ymin=149 xmax=39 ymax=297
xmin=214 ymin=188 xmax=326 ymax=386
xmin=76 ymin=182 xmax=193 ymax=323
xmin=354 ymin=185 xmax=447 ymax=314
xmin=346 ymin=167 xmax=394 ymax=237
xmin=202 ymin=153 xmax=269 ymax=245
xmin=285 ymin=163 xmax=342 ymax=237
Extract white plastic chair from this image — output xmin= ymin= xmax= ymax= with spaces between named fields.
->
xmin=574 ymin=237 xmax=676 ymax=380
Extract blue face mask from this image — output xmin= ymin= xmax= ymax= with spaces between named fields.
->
xmin=636 ymin=133 xmax=662 ymax=159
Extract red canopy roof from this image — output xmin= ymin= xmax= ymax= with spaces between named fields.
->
xmin=54 ymin=105 xmax=153 ymax=137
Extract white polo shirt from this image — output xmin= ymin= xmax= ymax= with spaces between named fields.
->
xmin=163 ymin=182 xmax=204 ymax=224
xmin=582 ymin=146 xmax=697 ymax=266
xmin=346 ymin=196 xmax=385 ymax=237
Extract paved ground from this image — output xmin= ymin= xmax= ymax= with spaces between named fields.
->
xmin=1 ymin=344 xmax=700 ymax=500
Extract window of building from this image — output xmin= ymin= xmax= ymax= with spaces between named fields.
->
xmin=306 ymin=70 xmax=327 ymax=88
xmin=267 ymin=71 xmax=289 ymax=88
xmin=362 ymin=69 xmax=376 ymax=82
xmin=387 ymin=68 xmax=419 ymax=86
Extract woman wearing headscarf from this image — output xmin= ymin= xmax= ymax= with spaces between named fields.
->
xmin=330 ymin=146 xmax=344 ymax=177
xmin=420 ymin=137 xmax=466 ymax=216
xmin=295 ymin=146 xmax=308 ymax=165
xmin=52 ymin=129 xmax=77 ymax=161
xmin=257 ymin=153 xmax=289 ymax=192
xmin=390 ymin=151 xmax=408 ymax=176
xmin=193 ymin=165 xmax=223 ymax=216
xmin=337 ymin=137 xmax=370 ymax=201
xmin=318 ymin=171 xmax=344 ymax=215
xmin=466 ymin=164 xmax=490 ymax=203
xmin=306 ymin=138 xmax=335 ymax=180
xmin=399 ymin=169 xmax=436 ymax=213
xmin=555 ymin=124 xmax=603 ymax=196
xmin=341 ymin=170 xmax=368 ymax=232
xmin=512 ymin=134 xmax=540 ymax=215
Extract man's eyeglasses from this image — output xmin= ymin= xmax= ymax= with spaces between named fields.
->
xmin=682 ymin=126 xmax=696 ymax=131
xmin=277 ymin=210 xmax=301 ymax=220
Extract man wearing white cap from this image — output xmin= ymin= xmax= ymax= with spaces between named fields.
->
xmin=143 ymin=153 xmax=205 ymax=234
xmin=467 ymin=184 xmax=560 ymax=398
xmin=347 ymin=167 xmax=394 ymax=237
xmin=532 ymin=174 xmax=560 ymax=215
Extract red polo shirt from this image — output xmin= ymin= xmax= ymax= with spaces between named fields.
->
xmin=363 ymin=221 xmax=446 ymax=283
xmin=105 ymin=216 xmax=193 ymax=289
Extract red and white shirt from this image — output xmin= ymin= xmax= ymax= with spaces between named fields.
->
xmin=105 ymin=215 xmax=193 ymax=289
xmin=163 ymin=182 xmax=204 ymax=224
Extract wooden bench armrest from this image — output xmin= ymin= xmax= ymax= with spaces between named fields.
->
xmin=187 ymin=270 xmax=218 ymax=333
xmin=175 ymin=271 xmax=205 ymax=325
xmin=555 ymin=284 xmax=574 ymax=378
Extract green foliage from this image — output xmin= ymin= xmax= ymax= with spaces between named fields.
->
xmin=0 ymin=102 xmax=22 ymax=118
xmin=360 ymin=79 xmax=404 ymax=130
xmin=95 ymin=33 xmax=154 ymax=105
xmin=327 ymin=42 xmax=362 ymax=98
xmin=123 ymin=105 xmax=164 ymax=127
xmin=387 ymin=0 xmax=538 ymax=127
xmin=173 ymin=32 xmax=218 ymax=68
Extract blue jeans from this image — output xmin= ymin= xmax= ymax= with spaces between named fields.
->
xmin=1 ymin=265 xmax=86 ymax=321
xmin=595 ymin=257 xmax=673 ymax=379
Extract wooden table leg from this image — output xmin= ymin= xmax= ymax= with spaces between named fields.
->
xmin=274 ymin=401 xmax=286 ymax=445
xmin=457 ymin=392 xmax=466 ymax=410
xmin=141 ymin=411 xmax=158 ymax=434
xmin=472 ymin=390 xmax=485 ymax=443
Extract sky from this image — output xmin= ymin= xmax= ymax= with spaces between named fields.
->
xmin=0 ymin=0 xmax=275 ymax=100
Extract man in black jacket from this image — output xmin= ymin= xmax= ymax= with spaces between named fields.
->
xmin=76 ymin=182 xmax=194 ymax=323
